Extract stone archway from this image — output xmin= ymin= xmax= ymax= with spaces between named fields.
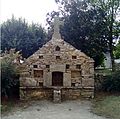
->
xmin=52 ymin=72 xmax=63 ymax=86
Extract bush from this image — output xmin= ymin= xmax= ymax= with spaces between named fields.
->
xmin=102 ymin=70 xmax=120 ymax=92
xmin=1 ymin=49 xmax=20 ymax=99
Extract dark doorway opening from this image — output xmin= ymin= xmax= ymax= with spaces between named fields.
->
xmin=52 ymin=72 xmax=63 ymax=86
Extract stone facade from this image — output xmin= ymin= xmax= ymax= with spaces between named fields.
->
xmin=19 ymin=17 xmax=94 ymax=101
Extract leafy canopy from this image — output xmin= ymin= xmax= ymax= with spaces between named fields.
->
xmin=1 ymin=16 xmax=47 ymax=58
xmin=47 ymin=0 xmax=109 ymax=67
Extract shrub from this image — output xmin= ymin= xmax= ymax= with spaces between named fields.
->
xmin=1 ymin=49 xmax=20 ymax=99
xmin=102 ymin=70 xmax=120 ymax=92
xmin=1 ymin=58 xmax=19 ymax=98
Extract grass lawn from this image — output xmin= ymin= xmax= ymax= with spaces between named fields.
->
xmin=92 ymin=93 xmax=120 ymax=119
xmin=1 ymin=101 xmax=15 ymax=113
xmin=1 ymin=99 xmax=31 ymax=115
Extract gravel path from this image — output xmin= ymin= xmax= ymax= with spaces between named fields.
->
xmin=2 ymin=100 xmax=108 ymax=119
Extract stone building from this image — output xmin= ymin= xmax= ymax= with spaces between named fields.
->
xmin=20 ymin=17 xmax=94 ymax=101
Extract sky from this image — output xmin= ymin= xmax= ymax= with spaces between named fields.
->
xmin=1 ymin=0 xmax=120 ymax=27
xmin=1 ymin=0 xmax=58 ymax=27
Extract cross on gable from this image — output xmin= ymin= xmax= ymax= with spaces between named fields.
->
xmin=52 ymin=16 xmax=64 ymax=39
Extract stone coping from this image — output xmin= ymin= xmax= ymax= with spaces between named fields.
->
xmin=20 ymin=86 xmax=94 ymax=90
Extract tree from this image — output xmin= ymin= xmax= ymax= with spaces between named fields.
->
xmin=1 ymin=16 xmax=47 ymax=58
xmin=47 ymin=0 xmax=109 ymax=67
xmin=89 ymin=0 xmax=120 ymax=70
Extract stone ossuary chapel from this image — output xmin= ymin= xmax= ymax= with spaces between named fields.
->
xmin=20 ymin=17 xmax=94 ymax=102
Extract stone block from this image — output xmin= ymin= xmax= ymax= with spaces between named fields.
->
xmin=53 ymin=89 xmax=61 ymax=103
xmin=82 ymin=79 xmax=94 ymax=87
xmin=50 ymin=65 xmax=65 ymax=72
xmin=43 ymin=72 xmax=52 ymax=86
xmin=63 ymin=73 xmax=71 ymax=87
xmin=81 ymin=91 xmax=94 ymax=98
xmin=25 ymin=78 xmax=37 ymax=86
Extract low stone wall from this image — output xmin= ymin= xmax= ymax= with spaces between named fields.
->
xmin=61 ymin=88 xmax=82 ymax=100
xmin=81 ymin=88 xmax=94 ymax=98
xmin=20 ymin=87 xmax=94 ymax=100
xmin=20 ymin=87 xmax=53 ymax=100
xmin=61 ymin=88 xmax=94 ymax=99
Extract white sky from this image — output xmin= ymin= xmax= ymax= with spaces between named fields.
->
xmin=1 ymin=0 xmax=119 ymax=27
xmin=1 ymin=0 xmax=58 ymax=27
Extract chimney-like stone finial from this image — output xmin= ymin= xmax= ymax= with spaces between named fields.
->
xmin=52 ymin=16 xmax=64 ymax=40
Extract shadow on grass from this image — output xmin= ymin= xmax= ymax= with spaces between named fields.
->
xmin=1 ymin=98 xmax=32 ymax=116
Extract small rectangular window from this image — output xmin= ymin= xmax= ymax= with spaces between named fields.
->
xmin=46 ymin=65 xmax=50 ymax=68
xmin=39 ymin=55 xmax=43 ymax=59
xmin=71 ymin=71 xmax=81 ymax=78
xmin=33 ymin=65 xmax=38 ymax=68
xmin=66 ymin=64 xmax=70 ymax=69
xmin=76 ymin=64 xmax=81 ymax=69
xmin=56 ymin=56 xmax=60 ymax=59
xmin=34 ymin=70 xmax=43 ymax=78
xmin=71 ymin=83 xmax=75 ymax=86
xmin=72 ymin=56 xmax=77 ymax=59
xmin=39 ymin=82 xmax=43 ymax=86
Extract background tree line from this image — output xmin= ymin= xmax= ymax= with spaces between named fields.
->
xmin=1 ymin=0 xmax=120 ymax=67
xmin=47 ymin=0 xmax=120 ymax=68
xmin=1 ymin=15 xmax=47 ymax=58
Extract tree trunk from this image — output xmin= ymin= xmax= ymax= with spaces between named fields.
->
xmin=109 ymin=43 xmax=115 ymax=71
xmin=109 ymin=4 xmax=115 ymax=72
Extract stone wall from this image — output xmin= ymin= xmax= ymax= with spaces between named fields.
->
xmin=19 ymin=28 xmax=94 ymax=100
xmin=61 ymin=88 xmax=82 ymax=100
xmin=20 ymin=87 xmax=53 ymax=100
xmin=20 ymin=87 xmax=94 ymax=100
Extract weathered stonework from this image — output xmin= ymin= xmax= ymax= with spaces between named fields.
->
xmin=19 ymin=17 xmax=94 ymax=101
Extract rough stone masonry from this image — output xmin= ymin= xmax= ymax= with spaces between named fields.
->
xmin=19 ymin=17 xmax=94 ymax=101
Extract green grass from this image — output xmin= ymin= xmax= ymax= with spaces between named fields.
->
xmin=1 ymin=101 xmax=15 ymax=114
xmin=92 ymin=94 xmax=120 ymax=119
xmin=1 ymin=100 xmax=31 ymax=115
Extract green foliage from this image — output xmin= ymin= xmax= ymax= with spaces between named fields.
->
xmin=1 ymin=50 xmax=20 ymax=97
xmin=47 ymin=0 xmax=109 ymax=67
xmin=89 ymin=0 xmax=120 ymax=70
xmin=93 ymin=96 xmax=120 ymax=119
xmin=114 ymin=41 xmax=120 ymax=59
xmin=102 ymin=70 xmax=120 ymax=91
xmin=1 ymin=15 xmax=47 ymax=58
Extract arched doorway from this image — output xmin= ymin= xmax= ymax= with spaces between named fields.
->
xmin=52 ymin=72 xmax=63 ymax=86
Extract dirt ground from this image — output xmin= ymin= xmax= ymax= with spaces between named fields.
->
xmin=2 ymin=100 xmax=108 ymax=119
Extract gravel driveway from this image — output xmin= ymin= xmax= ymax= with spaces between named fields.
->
xmin=2 ymin=100 xmax=108 ymax=119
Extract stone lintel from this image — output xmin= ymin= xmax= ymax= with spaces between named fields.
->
xmin=82 ymin=87 xmax=94 ymax=89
